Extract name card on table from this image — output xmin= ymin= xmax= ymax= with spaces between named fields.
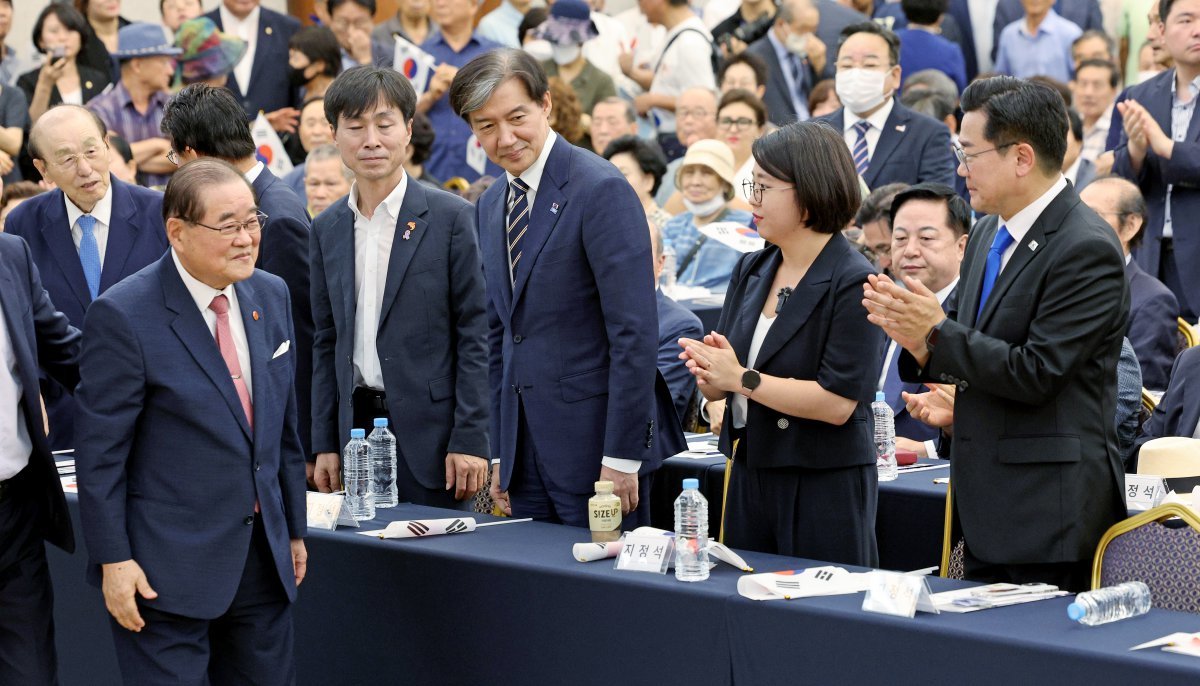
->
xmin=615 ymin=532 xmax=674 ymax=574
xmin=306 ymin=492 xmax=360 ymax=530
xmin=1125 ymin=474 xmax=1168 ymax=510
xmin=861 ymin=571 xmax=938 ymax=618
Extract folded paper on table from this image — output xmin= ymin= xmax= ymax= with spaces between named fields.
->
xmin=359 ymin=517 xmax=476 ymax=539
xmin=574 ymin=541 xmax=624 ymax=562
xmin=737 ymin=566 xmax=875 ymax=600
xmin=572 ymin=528 xmax=753 ymax=571
xmin=930 ymin=583 xmax=1068 ymax=613
xmin=1132 ymin=632 xmax=1200 ymax=652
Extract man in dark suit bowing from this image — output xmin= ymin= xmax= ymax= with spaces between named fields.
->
xmin=309 ymin=66 xmax=490 ymax=507
xmin=161 ymin=83 xmax=315 ymax=460
xmin=1138 ymin=346 xmax=1200 ymax=454
xmin=864 ymin=77 xmax=1128 ymax=591
xmin=6 ymin=104 xmax=168 ymax=451
xmin=0 ymin=234 xmax=80 ymax=685
xmin=206 ymin=0 xmax=301 ymax=131
xmin=877 ymin=182 xmax=969 ymax=459
xmin=450 ymin=49 xmax=686 ymax=527
xmin=76 ymin=159 xmax=308 ymax=683
xmin=815 ymin=22 xmax=956 ymax=190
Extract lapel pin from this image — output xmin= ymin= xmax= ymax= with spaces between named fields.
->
xmin=252 ymin=311 xmax=260 ymax=321
xmin=85 ymin=81 xmax=93 ymax=89
xmin=1028 ymin=240 xmax=1039 ymax=251
xmin=403 ymin=220 xmax=416 ymax=240
xmin=265 ymin=26 xmax=273 ymax=35
xmin=550 ymin=202 xmax=559 ymax=214
xmin=895 ymin=124 xmax=906 ymax=132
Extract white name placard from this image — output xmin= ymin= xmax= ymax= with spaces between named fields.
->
xmin=1125 ymin=474 xmax=1168 ymax=510
xmin=615 ymin=532 xmax=674 ymax=574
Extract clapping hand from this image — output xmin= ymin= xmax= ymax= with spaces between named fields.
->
xmin=679 ymin=332 xmax=744 ymax=393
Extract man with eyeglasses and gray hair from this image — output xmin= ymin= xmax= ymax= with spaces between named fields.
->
xmin=76 ymin=158 xmax=309 ymax=683
xmin=5 ymin=104 xmax=167 ymax=452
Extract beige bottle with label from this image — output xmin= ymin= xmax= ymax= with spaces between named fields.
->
xmin=589 ymin=481 xmax=622 ymax=542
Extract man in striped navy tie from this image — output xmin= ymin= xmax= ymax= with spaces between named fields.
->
xmin=450 ymin=49 xmax=686 ymax=529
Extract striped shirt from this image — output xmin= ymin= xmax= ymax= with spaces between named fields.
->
xmin=87 ymin=83 xmax=172 ymax=188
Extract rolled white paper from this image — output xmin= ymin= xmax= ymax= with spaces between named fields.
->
xmin=378 ymin=517 xmax=477 ymax=539
xmin=572 ymin=541 xmax=624 ymax=562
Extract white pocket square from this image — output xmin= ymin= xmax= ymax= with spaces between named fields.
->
xmin=272 ymin=340 xmax=291 ymax=359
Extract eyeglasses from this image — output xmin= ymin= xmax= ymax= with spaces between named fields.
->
xmin=742 ymin=179 xmax=794 ymax=204
xmin=718 ymin=116 xmax=756 ymax=131
xmin=186 ymin=211 xmax=268 ymax=237
xmin=167 ymin=149 xmax=180 ymax=166
xmin=50 ymin=145 xmax=107 ymax=171
xmin=952 ymin=142 xmax=1016 ymax=171
xmin=677 ymin=108 xmax=714 ymax=120
xmin=330 ymin=18 xmax=373 ymax=32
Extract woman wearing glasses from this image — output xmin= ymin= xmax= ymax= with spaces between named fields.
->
xmin=679 ymin=121 xmax=882 ymax=565
xmin=717 ymin=89 xmax=768 ymax=205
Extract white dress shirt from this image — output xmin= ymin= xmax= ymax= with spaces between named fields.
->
xmin=65 ymin=181 xmax=114 ymax=267
xmin=220 ymin=4 xmax=260 ymax=95
xmin=348 ymin=172 xmax=408 ymax=391
xmin=244 ymin=160 xmax=265 ymax=184
xmin=649 ymin=16 xmax=716 ymax=135
xmin=842 ymin=97 xmax=895 ymax=163
xmin=0 ymin=293 xmax=31 ymax=482
xmin=967 ymin=0 xmax=996 ymax=73
xmin=997 ymin=175 xmax=1068 ymax=271
xmin=172 ymin=249 xmax=253 ymax=397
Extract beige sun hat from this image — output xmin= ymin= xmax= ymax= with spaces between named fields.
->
xmin=675 ymin=138 xmax=737 ymax=198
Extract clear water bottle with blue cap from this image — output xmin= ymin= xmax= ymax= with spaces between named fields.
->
xmin=342 ymin=428 xmax=374 ymax=521
xmin=1067 ymin=581 xmax=1152 ymax=626
xmin=674 ymin=478 xmax=709 ymax=582
xmin=872 ymin=391 xmax=898 ymax=481
xmin=368 ymin=417 xmax=398 ymax=508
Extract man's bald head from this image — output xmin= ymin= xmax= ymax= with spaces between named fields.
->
xmin=676 ymin=87 xmax=718 ymax=148
xmin=29 ymin=105 xmax=108 ymax=162
xmin=30 ymin=105 xmax=112 ymax=213
xmin=1080 ymin=176 xmax=1147 ymax=253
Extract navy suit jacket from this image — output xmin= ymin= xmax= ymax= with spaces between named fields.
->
xmin=745 ymin=35 xmax=818 ymax=127
xmin=815 ymin=101 xmax=957 ymax=190
xmin=76 ymin=255 xmax=306 ymax=620
xmin=1112 ymin=69 xmax=1200 ymax=312
xmin=1140 ymin=346 xmax=1200 ymax=455
xmin=206 ymin=7 xmax=301 ymax=117
xmin=1126 ymin=258 xmax=1179 ymax=391
xmin=311 ymin=180 xmax=490 ymax=485
xmin=252 ymin=167 xmax=313 ymax=456
xmin=477 ymin=136 xmax=686 ymax=494
xmin=0 ymin=234 xmax=80 ymax=552
xmin=656 ymin=289 xmax=703 ymax=426
xmin=946 ymin=0 xmax=979 ymax=82
xmin=5 ymin=176 xmax=167 ymax=450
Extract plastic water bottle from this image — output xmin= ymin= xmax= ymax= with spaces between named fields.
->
xmin=1067 ymin=581 xmax=1152 ymax=626
xmin=674 ymin=478 xmax=710 ymax=582
xmin=342 ymin=429 xmax=374 ymax=521
xmin=872 ymin=391 xmax=898 ymax=481
xmin=368 ymin=417 xmax=398 ymax=509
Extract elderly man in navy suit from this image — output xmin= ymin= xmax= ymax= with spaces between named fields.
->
xmin=76 ymin=159 xmax=308 ymax=684
xmin=450 ymin=49 xmax=686 ymax=526
xmin=6 ymin=105 xmax=168 ymax=451
xmin=206 ymin=0 xmax=302 ymax=132
xmin=161 ymin=83 xmax=316 ymax=460
xmin=1081 ymin=176 xmax=1179 ymax=391
xmin=309 ymin=66 xmax=491 ymax=507
xmin=0 ymin=234 xmax=80 ymax=685
xmin=815 ymin=22 xmax=956 ymax=190
xmin=1112 ymin=0 xmax=1200 ymax=320
xmin=650 ymin=221 xmax=703 ymax=427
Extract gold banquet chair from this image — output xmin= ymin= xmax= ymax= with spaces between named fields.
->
xmin=1138 ymin=389 xmax=1157 ymax=436
xmin=1091 ymin=503 xmax=1200 ymax=613
xmin=1177 ymin=317 xmax=1199 ymax=355
xmin=939 ymin=483 xmax=965 ymax=580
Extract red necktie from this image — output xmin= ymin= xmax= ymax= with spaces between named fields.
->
xmin=208 ymin=294 xmax=254 ymax=430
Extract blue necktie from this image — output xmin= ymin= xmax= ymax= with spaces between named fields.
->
xmin=77 ymin=214 xmax=101 ymax=300
xmin=978 ymin=225 xmax=1015 ymax=313
xmin=789 ymin=54 xmax=810 ymax=119
xmin=852 ymin=121 xmax=871 ymax=176
xmin=507 ymin=177 xmax=530 ymax=286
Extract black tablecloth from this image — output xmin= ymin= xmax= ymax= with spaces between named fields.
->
xmin=654 ymin=454 xmax=949 ymax=571
xmin=49 ymin=495 xmax=1200 ymax=685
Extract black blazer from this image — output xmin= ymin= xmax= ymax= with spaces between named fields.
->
xmin=1140 ymin=346 xmax=1200 ymax=452
xmin=901 ymin=183 xmax=1128 ymax=566
xmin=16 ymin=63 xmax=111 ymax=108
xmin=0 ymin=233 xmax=81 ymax=552
xmin=206 ymin=7 xmax=301 ymax=117
xmin=1125 ymin=258 xmax=1178 ymax=392
xmin=745 ymin=35 xmax=817 ymax=127
xmin=310 ymin=179 xmax=491 ymax=484
xmin=251 ymin=167 xmax=314 ymax=456
xmin=716 ymin=233 xmax=882 ymax=470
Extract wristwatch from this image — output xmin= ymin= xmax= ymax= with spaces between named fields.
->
xmin=925 ymin=320 xmax=946 ymax=352
xmin=740 ymin=368 xmax=761 ymax=398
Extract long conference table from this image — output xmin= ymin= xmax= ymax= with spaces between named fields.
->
xmin=48 ymin=495 xmax=1200 ymax=685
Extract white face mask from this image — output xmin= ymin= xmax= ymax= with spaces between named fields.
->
xmin=683 ymin=195 xmax=726 ymax=218
xmin=524 ymin=39 xmax=553 ymax=63
xmin=785 ymin=33 xmax=809 ymax=60
xmin=551 ymin=44 xmax=582 ymax=66
xmin=835 ymin=68 xmax=891 ymax=115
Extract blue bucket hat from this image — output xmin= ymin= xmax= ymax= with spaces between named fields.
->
xmin=112 ymin=23 xmax=184 ymax=60
xmin=533 ymin=0 xmax=598 ymax=45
